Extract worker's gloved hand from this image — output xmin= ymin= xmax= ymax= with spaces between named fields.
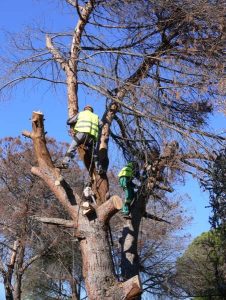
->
xmin=67 ymin=114 xmax=78 ymax=125
xmin=67 ymin=116 xmax=74 ymax=125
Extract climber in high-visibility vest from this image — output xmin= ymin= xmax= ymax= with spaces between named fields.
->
xmin=58 ymin=105 xmax=103 ymax=173
xmin=118 ymin=162 xmax=138 ymax=215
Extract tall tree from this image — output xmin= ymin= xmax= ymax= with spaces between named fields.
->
xmin=0 ymin=0 xmax=225 ymax=299
xmin=168 ymin=150 xmax=226 ymax=299
xmin=0 ymin=137 xmax=83 ymax=300
xmin=22 ymin=232 xmax=83 ymax=300
xmin=207 ymin=149 xmax=226 ymax=231
xmin=201 ymin=148 xmax=226 ymax=298
xmin=173 ymin=231 xmax=226 ymax=298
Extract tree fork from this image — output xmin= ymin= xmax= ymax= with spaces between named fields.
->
xmin=120 ymin=198 xmax=145 ymax=281
xmin=23 ymin=111 xmax=142 ymax=299
xmin=22 ymin=111 xmax=79 ymax=221
xmin=77 ymin=146 xmax=109 ymax=205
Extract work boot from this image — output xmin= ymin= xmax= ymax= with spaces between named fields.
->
xmin=55 ymin=161 xmax=69 ymax=169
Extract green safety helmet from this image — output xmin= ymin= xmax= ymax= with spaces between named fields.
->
xmin=127 ymin=162 xmax=134 ymax=168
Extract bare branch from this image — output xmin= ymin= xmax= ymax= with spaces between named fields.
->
xmin=0 ymin=242 xmax=17 ymax=253
xmin=21 ymin=237 xmax=59 ymax=272
xmin=33 ymin=217 xmax=76 ymax=228
xmin=143 ymin=212 xmax=171 ymax=224
xmin=22 ymin=130 xmax=32 ymax=139
xmin=46 ymin=35 xmax=68 ymax=72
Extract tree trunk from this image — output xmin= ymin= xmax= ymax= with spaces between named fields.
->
xmin=23 ymin=111 xmax=142 ymax=300
xmin=77 ymin=146 xmax=109 ymax=205
xmin=78 ymin=216 xmax=116 ymax=299
xmin=120 ymin=195 xmax=147 ymax=300
xmin=4 ymin=273 xmax=14 ymax=300
xmin=120 ymin=196 xmax=145 ymax=280
xmin=13 ymin=244 xmax=25 ymax=300
xmin=13 ymin=272 xmax=23 ymax=300
xmin=3 ymin=240 xmax=21 ymax=300
xmin=71 ymin=279 xmax=79 ymax=300
xmin=67 ymin=69 xmax=79 ymax=117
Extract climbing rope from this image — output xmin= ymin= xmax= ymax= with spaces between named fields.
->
xmin=72 ymin=239 xmax=75 ymax=279
xmin=87 ymin=137 xmax=95 ymax=176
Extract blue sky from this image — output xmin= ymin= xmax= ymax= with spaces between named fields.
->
xmin=0 ymin=0 xmax=224 ymax=236
xmin=0 ymin=0 xmax=225 ymax=298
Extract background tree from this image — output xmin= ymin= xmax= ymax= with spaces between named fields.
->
xmin=0 ymin=0 xmax=225 ymax=299
xmin=168 ymin=150 xmax=226 ymax=299
xmin=200 ymin=148 xmax=226 ymax=298
xmin=0 ymin=138 xmax=192 ymax=300
xmin=173 ymin=230 xmax=226 ymax=299
xmin=206 ymin=149 xmax=226 ymax=232
xmin=22 ymin=232 xmax=83 ymax=300
xmin=0 ymin=137 xmax=84 ymax=300
xmin=209 ymin=149 xmax=226 ymax=289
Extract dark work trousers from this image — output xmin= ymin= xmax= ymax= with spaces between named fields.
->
xmin=63 ymin=132 xmax=97 ymax=165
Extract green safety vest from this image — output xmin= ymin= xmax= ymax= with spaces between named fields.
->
xmin=74 ymin=110 xmax=99 ymax=140
xmin=118 ymin=165 xmax=134 ymax=178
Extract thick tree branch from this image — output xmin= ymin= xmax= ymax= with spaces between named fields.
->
xmin=33 ymin=217 xmax=76 ymax=228
xmin=143 ymin=212 xmax=171 ymax=224
xmin=70 ymin=0 xmax=96 ymax=57
xmin=98 ymin=42 xmax=174 ymax=167
xmin=22 ymin=130 xmax=33 ymax=139
xmin=46 ymin=35 xmax=68 ymax=72
xmin=97 ymin=195 xmax=123 ymax=224
xmin=31 ymin=166 xmax=79 ymax=219
xmin=65 ymin=0 xmax=96 ymax=117
xmin=24 ymin=112 xmax=79 ymax=221
xmin=118 ymin=275 xmax=142 ymax=299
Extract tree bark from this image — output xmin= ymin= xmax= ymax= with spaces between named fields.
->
xmin=66 ymin=69 xmax=79 ymax=117
xmin=120 ymin=196 xmax=145 ymax=280
xmin=78 ymin=217 xmax=116 ymax=299
xmin=13 ymin=243 xmax=25 ymax=300
xmin=4 ymin=274 xmax=14 ymax=300
xmin=2 ymin=240 xmax=20 ymax=300
xmin=70 ymin=277 xmax=79 ymax=300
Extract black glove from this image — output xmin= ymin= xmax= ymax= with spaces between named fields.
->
xmin=67 ymin=114 xmax=78 ymax=125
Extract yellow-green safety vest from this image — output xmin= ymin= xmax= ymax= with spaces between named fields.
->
xmin=118 ymin=165 xmax=134 ymax=178
xmin=74 ymin=110 xmax=99 ymax=140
